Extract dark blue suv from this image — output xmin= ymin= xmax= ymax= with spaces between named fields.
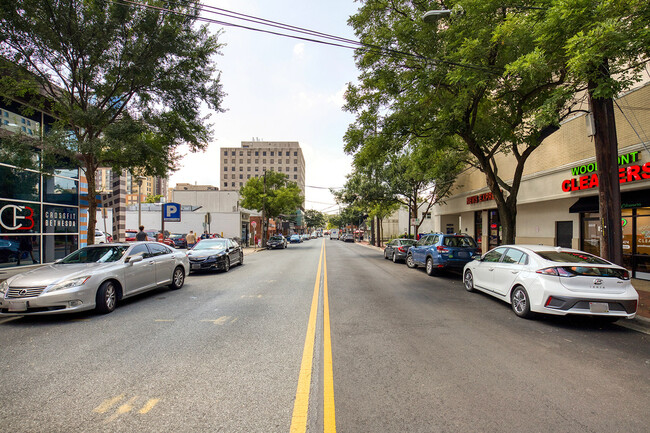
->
xmin=406 ymin=233 xmax=479 ymax=276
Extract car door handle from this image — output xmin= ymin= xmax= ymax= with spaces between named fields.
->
xmin=488 ymin=268 xmax=494 ymax=271
xmin=511 ymin=271 xmax=519 ymax=274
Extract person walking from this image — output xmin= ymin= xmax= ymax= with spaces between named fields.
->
xmin=136 ymin=225 xmax=147 ymax=241
xmin=186 ymin=230 xmax=197 ymax=249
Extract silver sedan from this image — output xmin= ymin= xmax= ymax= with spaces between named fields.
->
xmin=0 ymin=242 xmax=189 ymax=315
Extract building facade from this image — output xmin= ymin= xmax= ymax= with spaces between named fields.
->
xmin=219 ymin=140 xmax=306 ymax=198
xmin=431 ymin=82 xmax=650 ymax=280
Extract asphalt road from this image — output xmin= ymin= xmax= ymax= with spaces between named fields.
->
xmin=1 ymin=239 xmax=649 ymax=432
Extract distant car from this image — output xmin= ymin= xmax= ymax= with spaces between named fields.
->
xmin=384 ymin=238 xmax=417 ymax=263
xmin=125 ymin=229 xmax=155 ymax=242
xmin=406 ymin=233 xmax=479 ymax=275
xmin=0 ymin=239 xmax=20 ymax=263
xmin=463 ymin=245 xmax=639 ymax=320
xmin=93 ymin=230 xmax=107 ymax=244
xmin=187 ymin=238 xmax=243 ymax=273
xmin=289 ymin=234 xmax=302 ymax=243
xmin=341 ymin=233 xmax=354 ymax=243
xmin=169 ymin=233 xmax=187 ymax=249
xmin=301 ymin=234 xmax=310 ymax=241
xmin=267 ymin=235 xmax=287 ymax=249
xmin=0 ymin=242 xmax=188 ymax=315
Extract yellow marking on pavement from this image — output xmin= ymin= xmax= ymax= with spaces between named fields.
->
xmin=138 ymin=398 xmax=160 ymax=414
xmin=241 ymin=294 xmax=263 ymax=298
xmin=104 ymin=396 xmax=139 ymax=423
xmin=154 ymin=319 xmax=175 ymax=322
xmin=201 ymin=316 xmax=231 ymax=325
xmin=230 ymin=317 xmax=239 ymax=324
xmin=323 ymin=243 xmax=336 ymax=433
xmin=290 ymin=241 xmax=324 ymax=433
xmin=93 ymin=394 xmax=125 ymax=414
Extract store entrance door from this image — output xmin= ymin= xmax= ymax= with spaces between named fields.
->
xmin=556 ymin=221 xmax=573 ymax=248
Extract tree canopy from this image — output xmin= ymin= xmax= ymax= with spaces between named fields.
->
xmin=0 ymin=0 xmax=225 ymax=243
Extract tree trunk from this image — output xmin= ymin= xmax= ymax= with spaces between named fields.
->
xmin=589 ymin=76 xmax=622 ymax=265
xmin=85 ymin=164 xmax=98 ymax=246
xmin=371 ymin=217 xmax=376 ymax=246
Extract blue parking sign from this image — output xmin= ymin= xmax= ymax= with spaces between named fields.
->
xmin=163 ymin=202 xmax=181 ymax=222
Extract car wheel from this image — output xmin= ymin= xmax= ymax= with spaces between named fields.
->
xmin=511 ymin=286 xmax=534 ymax=319
xmin=239 ymin=252 xmax=244 ymax=265
xmin=95 ymin=281 xmax=117 ymax=314
xmin=464 ymin=270 xmax=475 ymax=292
xmin=406 ymin=253 xmax=417 ymax=269
xmin=384 ymin=249 xmax=388 ymax=259
xmin=426 ymin=257 xmax=437 ymax=276
xmin=169 ymin=266 xmax=185 ymax=290
xmin=223 ymin=256 xmax=230 ymax=272
xmin=392 ymin=252 xmax=397 ymax=263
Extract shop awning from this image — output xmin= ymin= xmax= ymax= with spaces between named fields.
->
xmin=569 ymin=189 xmax=650 ymax=213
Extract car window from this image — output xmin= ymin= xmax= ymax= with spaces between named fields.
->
xmin=535 ymin=251 xmax=610 ymax=264
xmin=483 ymin=247 xmax=507 ymax=263
xmin=400 ymin=239 xmax=416 ymax=246
xmin=232 ymin=240 xmax=239 ymax=248
xmin=148 ymin=243 xmax=170 ymax=257
xmin=129 ymin=244 xmax=151 ymax=259
xmin=429 ymin=236 xmax=438 ymax=246
xmin=443 ymin=236 xmax=477 ymax=248
xmin=416 ymin=236 xmax=428 ymax=247
xmin=503 ymin=248 xmax=526 ymax=264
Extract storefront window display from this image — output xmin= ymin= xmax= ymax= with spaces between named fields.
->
xmin=0 ymin=235 xmax=40 ymax=266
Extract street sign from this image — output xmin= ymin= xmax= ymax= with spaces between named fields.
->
xmin=410 ymin=217 xmax=418 ymax=226
xmin=163 ymin=202 xmax=181 ymax=222
xmin=251 ymin=221 xmax=257 ymax=228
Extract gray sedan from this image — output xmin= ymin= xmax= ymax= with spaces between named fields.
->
xmin=384 ymin=238 xmax=417 ymax=263
xmin=0 ymin=242 xmax=189 ymax=315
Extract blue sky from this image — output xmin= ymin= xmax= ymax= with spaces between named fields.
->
xmin=169 ymin=0 xmax=361 ymax=213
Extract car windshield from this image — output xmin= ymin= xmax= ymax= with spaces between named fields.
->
xmin=536 ymin=251 xmax=610 ymax=264
xmin=400 ymin=239 xmax=417 ymax=245
xmin=270 ymin=236 xmax=283 ymax=241
xmin=443 ymin=236 xmax=477 ymax=247
xmin=170 ymin=234 xmax=184 ymax=239
xmin=125 ymin=231 xmax=137 ymax=237
xmin=193 ymin=239 xmax=228 ymax=250
xmin=60 ymin=246 xmax=129 ymax=263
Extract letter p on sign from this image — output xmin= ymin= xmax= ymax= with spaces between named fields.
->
xmin=163 ymin=202 xmax=181 ymax=222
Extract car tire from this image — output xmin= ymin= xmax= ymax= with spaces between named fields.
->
xmin=406 ymin=253 xmax=417 ymax=269
xmin=95 ymin=281 xmax=117 ymax=314
xmin=464 ymin=270 xmax=475 ymax=292
xmin=223 ymin=256 xmax=230 ymax=272
xmin=511 ymin=286 xmax=534 ymax=319
xmin=426 ymin=257 xmax=437 ymax=276
xmin=239 ymin=252 xmax=244 ymax=265
xmin=384 ymin=249 xmax=388 ymax=259
xmin=169 ymin=266 xmax=185 ymax=290
xmin=392 ymin=252 xmax=397 ymax=263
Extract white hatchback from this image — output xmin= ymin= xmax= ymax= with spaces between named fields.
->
xmin=463 ymin=245 xmax=638 ymax=321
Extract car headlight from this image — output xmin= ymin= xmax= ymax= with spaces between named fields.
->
xmin=0 ymin=280 xmax=8 ymax=296
xmin=48 ymin=276 xmax=91 ymax=292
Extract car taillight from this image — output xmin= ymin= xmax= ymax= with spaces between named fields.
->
xmin=437 ymin=246 xmax=449 ymax=253
xmin=620 ymin=269 xmax=630 ymax=280
xmin=536 ymin=267 xmax=574 ymax=277
xmin=398 ymin=246 xmax=406 ymax=252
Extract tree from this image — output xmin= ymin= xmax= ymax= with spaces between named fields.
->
xmin=303 ymin=209 xmax=327 ymax=231
xmin=240 ymin=171 xmax=303 ymax=247
xmin=145 ymin=194 xmax=164 ymax=204
xmin=345 ymin=0 xmax=580 ymax=245
xmin=0 ymin=0 xmax=225 ymax=244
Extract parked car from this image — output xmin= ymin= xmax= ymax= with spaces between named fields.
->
xmin=406 ymin=233 xmax=479 ymax=275
xmin=93 ymin=230 xmax=107 ymax=244
xmin=187 ymin=238 xmax=243 ymax=273
xmin=0 ymin=242 xmax=188 ymax=315
xmin=289 ymin=234 xmax=302 ymax=244
xmin=463 ymin=245 xmax=639 ymax=320
xmin=169 ymin=233 xmax=187 ymax=249
xmin=301 ymin=234 xmax=310 ymax=241
xmin=384 ymin=238 xmax=417 ymax=263
xmin=267 ymin=235 xmax=288 ymax=249
xmin=341 ymin=233 xmax=354 ymax=242
xmin=125 ymin=229 xmax=155 ymax=242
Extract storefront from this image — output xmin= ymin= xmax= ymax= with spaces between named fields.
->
xmin=0 ymin=163 xmax=80 ymax=268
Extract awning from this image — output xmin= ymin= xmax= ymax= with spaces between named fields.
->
xmin=569 ymin=189 xmax=650 ymax=213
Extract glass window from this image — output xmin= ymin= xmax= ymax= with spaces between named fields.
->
xmin=42 ymin=234 xmax=77 ymax=263
xmin=0 ymin=235 xmax=41 ymax=266
xmin=483 ymin=247 xmax=507 ymax=263
xmin=635 ymin=215 xmax=650 ymax=256
xmin=148 ymin=243 xmax=170 ymax=257
xmin=263 ymin=151 xmax=266 ymax=156
xmin=503 ymin=248 xmax=525 ymax=264
xmin=43 ymin=175 xmax=78 ymax=206
xmin=0 ymin=200 xmax=40 ymax=234
xmin=0 ymin=165 xmax=40 ymax=202
xmin=43 ymin=205 xmax=77 ymax=234
xmin=271 ymin=151 xmax=274 ymax=156
xmin=129 ymin=244 xmax=151 ymax=258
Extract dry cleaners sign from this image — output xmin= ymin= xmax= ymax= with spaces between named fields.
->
xmin=561 ymin=151 xmax=650 ymax=192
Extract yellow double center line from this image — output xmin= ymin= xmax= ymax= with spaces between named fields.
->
xmin=290 ymin=240 xmax=336 ymax=433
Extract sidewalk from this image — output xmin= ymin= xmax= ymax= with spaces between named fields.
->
xmin=357 ymin=240 xmax=650 ymax=326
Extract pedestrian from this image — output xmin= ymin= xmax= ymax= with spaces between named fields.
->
xmin=135 ymin=225 xmax=147 ymax=241
xmin=186 ymin=230 xmax=197 ymax=249
xmin=17 ymin=236 xmax=38 ymax=266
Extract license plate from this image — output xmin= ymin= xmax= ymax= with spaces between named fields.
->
xmin=191 ymin=263 xmax=201 ymax=270
xmin=589 ymin=302 xmax=609 ymax=313
xmin=8 ymin=300 xmax=27 ymax=312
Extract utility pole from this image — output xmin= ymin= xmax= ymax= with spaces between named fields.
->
xmin=261 ymin=170 xmax=267 ymax=248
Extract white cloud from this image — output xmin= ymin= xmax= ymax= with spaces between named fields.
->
xmin=293 ymin=43 xmax=305 ymax=58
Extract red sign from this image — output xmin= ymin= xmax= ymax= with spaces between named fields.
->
xmin=561 ymin=162 xmax=650 ymax=192
xmin=467 ymin=192 xmax=494 ymax=204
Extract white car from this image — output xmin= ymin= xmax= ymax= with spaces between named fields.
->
xmin=462 ymin=245 xmax=638 ymax=321
xmin=94 ymin=230 xmax=107 ymax=244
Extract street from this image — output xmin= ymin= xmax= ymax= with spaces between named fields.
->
xmin=1 ymin=239 xmax=649 ymax=432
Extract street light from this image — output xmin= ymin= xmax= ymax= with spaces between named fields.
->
xmin=423 ymin=9 xmax=452 ymax=23
xmin=136 ymin=176 xmax=145 ymax=227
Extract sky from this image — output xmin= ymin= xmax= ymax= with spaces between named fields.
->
xmin=168 ymin=0 xmax=362 ymax=214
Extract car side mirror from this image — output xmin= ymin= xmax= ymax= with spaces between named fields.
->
xmin=54 ymin=258 xmax=63 ymax=264
xmin=127 ymin=255 xmax=144 ymax=264
xmin=472 ymin=254 xmax=482 ymax=261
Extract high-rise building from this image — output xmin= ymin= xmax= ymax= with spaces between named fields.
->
xmin=219 ymin=141 xmax=306 ymax=197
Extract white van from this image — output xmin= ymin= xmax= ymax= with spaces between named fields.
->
xmin=329 ymin=229 xmax=339 ymax=240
